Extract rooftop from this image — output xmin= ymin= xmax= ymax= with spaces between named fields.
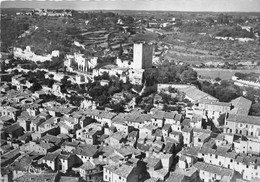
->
xmin=13 ymin=172 xmax=57 ymax=182
xmin=230 ymin=96 xmax=252 ymax=115
xmin=104 ymin=164 xmax=134 ymax=178
xmin=74 ymin=145 xmax=98 ymax=157
xmin=193 ymin=162 xmax=233 ymax=177
xmin=226 ymin=114 xmax=260 ymax=126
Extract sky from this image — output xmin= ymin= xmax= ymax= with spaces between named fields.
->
xmin=1 ymin=0 xmax=260 ymax=12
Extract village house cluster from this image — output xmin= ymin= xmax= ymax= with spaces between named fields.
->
xmin=1 ymin=56 xmax=260 ymax=182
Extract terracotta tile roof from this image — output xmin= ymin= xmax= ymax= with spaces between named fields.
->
xmin=193 ymin=162 xmax=233 ymax=177
xmin=74 ymin=145 xmax=98 ymax=157
xmin=146 ymin=157 xmax=161 ymax=168
xmin=13 ymin=172 xmax=58 ymax=182
xmin=230 ymin=96 xmax=252 ymax=115
xmin=104 ymin=164 xmax=134 ymax=178
xmin=42 ymin=153 xmax=59 ymax=161
xmin=3 ymin=123 xmax=23 ymax=134
xmin=227 ymin=114 xmax=260 ymax=126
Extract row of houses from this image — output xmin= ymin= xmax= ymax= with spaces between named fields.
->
xmin=1 ymin=69 xmax=260 ymax=182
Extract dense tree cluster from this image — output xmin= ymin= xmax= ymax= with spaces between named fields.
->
xmin=1 ymin=17 xmax=31 ymax=52
xmin=199 ymin=80 xmax=241 ymax=102
xmin=215 ymin=26 xmax=255 ymax=38
xmin=145 ymin=61 xmax=198 ymax=86
xmin=234 ymin=72 xmax=260 ymax=82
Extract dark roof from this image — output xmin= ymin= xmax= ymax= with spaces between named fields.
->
xmin=227 ymin=114 xmax=260 ymax=126
xmin=41 ymin=134 xmax=62 ymax=145
xmin=137 ymin=143 xmax=152 ymax=152
xmin=42 ymin=153 xmax=59 ymax=161
xmin=3 ymin=123 xmax=23 ymax=134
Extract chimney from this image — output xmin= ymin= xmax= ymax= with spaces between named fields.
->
xmin=99 ymin=155 xmax=103 ymax=162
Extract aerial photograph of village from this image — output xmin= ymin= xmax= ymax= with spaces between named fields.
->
xmin=0 ymin=0 xmax=260 ymax=181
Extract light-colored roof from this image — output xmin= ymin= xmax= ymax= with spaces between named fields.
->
xmin=180 ymin=87 xmax=218 ymax=102
xmin=193 ymin=162 xmax=233 ymax=177
xmin=12 ymin=173 xmax=57 ymax=182
xmin=230 ymin=97 xmax=252 ymax=115
xmin=104 ymin=164 xmax=134 ymax=178
xmin=79 ymin=161 xmax=96 ymax=170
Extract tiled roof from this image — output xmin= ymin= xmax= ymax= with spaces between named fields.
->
xmin=60 ymin=176 xmax=79 ymax=182
xmin=182 ymin=146 xmax=200 ymax=157
xmin=105 ymin=164 xmax=134 ymax=178
xmin=181 ymin=126 xmax=192 ymax=133
xmin=74 ymin=145 xmax=98 ymax=157
xmin=79 ymin=161 xmax=96 ymax=170
xmin=181 ymin=87 xmax=218 ymax=102
xmin=3 ymin=123 xmax=23 ymax=134
xmin=166 ymin=172 xmax=185 ymax=182
xmin=230 ymin=96 xmax=252 ymax=115
xmin=162 ymin=124 xmax=171 ymax=131
xmin=38 ymin=142 xmax=54 ymax=150
xmin=199 ymin=99 xmax=231 ymax=107
xmin=42 ymin=153 xmax=59 ymax=161
xmin=41 ymin=134 xmax=62 ymax=145
xmin=146 ymin=157 xmax=161 ymax=168
xmin=193 ymin=162 xmax=233 ymax=177
xmin=13 ymin=172 xmax=58 ymax=182
xmin=227 ymin=114 xmax=260 ymax=126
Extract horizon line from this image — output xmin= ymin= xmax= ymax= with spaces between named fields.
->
xmin=2 ymin=7 xmax=260 ymax=14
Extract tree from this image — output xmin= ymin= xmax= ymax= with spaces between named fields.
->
xmin=30 ymin=82 xmax=42 ymax=92
xmin=118 ymin=44 xmax=123 ymax=57
xmin=215 ymin=77 xmax=221 ymax=82
xmin=180 ymin=68 xmax=198 ymax=83
xmin=110 ymin=102 xmax=125 ymax=112
xmin=205 ymin=17 xmax=214 ymax=24
xmin=97 ymin=94 xmax=108 ymax=106
xmin=217 ymin=113 xmax=226 ymax=125
xmin=101 ymin=72 xmax=109 ymax=80
xmin=124 ymin=16 xmax=134 ymax=24
xmin=250 ymin=103 xmax=260 ymax=116
xmin=234 ymin=72 xmax=245 ymax=79
xmin=47 ymin=79 xmax=55 ymax=88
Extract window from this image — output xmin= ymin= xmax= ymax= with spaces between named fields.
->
xmin=219 ymin=162 xmax=221 ymax=165
xmin=246 ymin=125 xmax=248 ymax=128
xmin=230 ymin=159 xmax=233 ymax=162
xmin=215 ymin=155 xmax=218 ymax=159
xmin=119 ymin=176 xmax=121 ymax=180
xmin=240 ymin=124 xmax=242 ymax=127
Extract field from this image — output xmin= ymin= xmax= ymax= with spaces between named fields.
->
xmin=194 ymin=68 xmax=260 ymax=80
xmin=129 ymin=31 xmax=158 ymax=42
